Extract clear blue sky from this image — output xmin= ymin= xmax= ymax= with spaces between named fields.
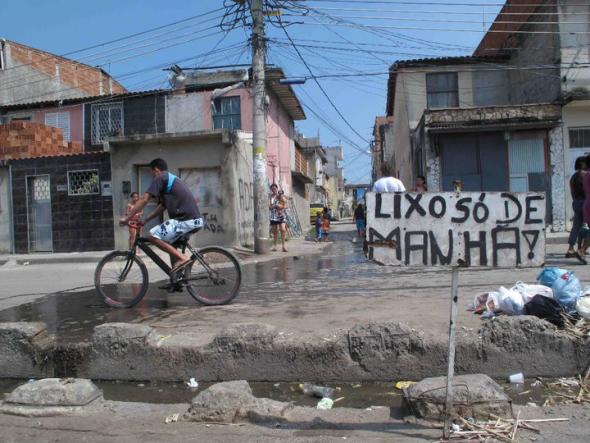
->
xmin=2 ymin=0 xmax=502 ymax=184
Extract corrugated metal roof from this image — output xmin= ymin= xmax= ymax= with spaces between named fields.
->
xmin=266 ymin=68 xmax=306 ymax=121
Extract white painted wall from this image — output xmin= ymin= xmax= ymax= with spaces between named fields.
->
xmin=559 ymin=2 xmax=590 ymax=94
xmin=562 ymin=102 xmax=590 ymax=229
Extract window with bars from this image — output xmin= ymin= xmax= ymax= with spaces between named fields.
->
xmin=68 ymin=170 xmax=100 ymax=196
xmin=91 ymin=102 xmax=123 ymax=144
xmin=426 ymin=72 xmax=459 ymax=109
xmin=45 ymin=112 xmax=71 ymax=141
xmin=212 ymin=96 xmax=241 ymax=130
xmin=569 ymin=127 xmax=590 ymax=148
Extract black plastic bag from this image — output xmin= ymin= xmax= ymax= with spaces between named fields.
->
xmin=524 ymin=294 xmax=566 ymax=327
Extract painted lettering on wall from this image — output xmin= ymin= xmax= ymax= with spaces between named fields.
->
xmin=202 ymin=212 xmax=225 ymax=234
xmin=367 ymin=192 xmax=546 ymax=268
xmin=238 ymin=178 xmax=253 ymax=211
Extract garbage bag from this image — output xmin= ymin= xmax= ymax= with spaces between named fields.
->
xmin=483 ymin=287 xmax=525 ymax=316
xmin=497 ymin=286 xmax=525 ymax=315
xmin=536 ymin=268 xmax=581 ymax=312
xmin=511 ymin=282 xmax=553 ymax=303
xmin=537 ymin=268 xmax=568 ymax=287
xmin=576 ymin=295 xmax=590 ymax=320
xmin=524 ymin=294 xmax=566 ymax=327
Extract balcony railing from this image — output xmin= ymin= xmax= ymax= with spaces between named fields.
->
xmin=294 ymin=148 xmax=308 ymax=176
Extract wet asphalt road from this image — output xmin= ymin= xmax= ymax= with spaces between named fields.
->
xmin=0 ymin=223 xmax=586 ymax=343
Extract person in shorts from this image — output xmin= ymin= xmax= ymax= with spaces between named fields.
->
xmin=119 ymin=158 xmax=202 ymax=274
xmin=269 ymin=184 xmax=288 ymax=252
xmin=353 ymin=203 xmax=366 ymax=238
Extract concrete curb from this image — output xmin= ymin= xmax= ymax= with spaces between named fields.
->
xmin=0 ymin=318 xmax=588 ymax=382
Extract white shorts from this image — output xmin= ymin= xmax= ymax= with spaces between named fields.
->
xmin=149 ymin=218 xmax=203 ymax=243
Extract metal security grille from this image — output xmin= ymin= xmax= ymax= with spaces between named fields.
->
xmin=68 ymin=170 xmax=100 ymax=196
xmin=33 ymin=176 xmax=50 ymax=201
xmin=91 ymin=102 xmax=123 ymax=144
xmin=569 ymin=127 xmax=590 ymax=148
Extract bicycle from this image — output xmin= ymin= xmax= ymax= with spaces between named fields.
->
xmin=94 ymin=221 xmax=242 ymax=308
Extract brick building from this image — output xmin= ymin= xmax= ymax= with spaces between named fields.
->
xmin=0 ymin=39 xmax=126 ymax=106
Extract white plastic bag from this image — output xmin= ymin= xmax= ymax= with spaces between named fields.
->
xmin=490 ymin=287 xmax=525 ymax=315
xmin=576 ymin=295 xmax=590 ymax=320
xmin=512 ymin=282 xmax=553 ymax=303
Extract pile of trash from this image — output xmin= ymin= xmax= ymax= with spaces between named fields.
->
xmin=473 ymin=267 xmax=590 ymax=332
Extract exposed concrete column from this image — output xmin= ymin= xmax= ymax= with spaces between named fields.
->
xmin=549 ymin=125 xmax=566 ymax=232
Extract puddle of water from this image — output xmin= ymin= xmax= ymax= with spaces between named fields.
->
xmin=0 ymin=378 xmax=402 ymax=408
xmin=94 ymin=381 xmax=405 ymax=409
xmin=0 ymin=232 xmax=369 ymax=343
xmin=1 ymin=377 xmax=581 ymax=408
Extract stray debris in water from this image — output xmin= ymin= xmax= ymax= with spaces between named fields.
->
xmin=317 ymin=398 xmax=334 ymax=410
xmin=394 ymin=381 xmax=416 ymax=390
xmin=165 ymin=413 xmax=179 ymax=424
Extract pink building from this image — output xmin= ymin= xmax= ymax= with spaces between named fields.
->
xmin=167 ymin=68 xmax=305 ymax=196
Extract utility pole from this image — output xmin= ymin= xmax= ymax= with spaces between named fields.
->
xmin=250 ymin=0 xmax=270 ymax=254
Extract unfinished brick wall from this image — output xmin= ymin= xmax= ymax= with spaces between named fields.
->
xmin=8 ymin=41 xmax=126 ymax=97
xmin=0 ymin=121 xmax=83 ymax=160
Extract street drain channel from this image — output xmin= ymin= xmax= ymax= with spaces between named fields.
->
xmin=0 ymin=379 xmax=582 ymax=408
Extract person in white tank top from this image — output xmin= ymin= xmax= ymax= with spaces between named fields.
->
xmin=372 ymin=163 xmax=406 ymax=193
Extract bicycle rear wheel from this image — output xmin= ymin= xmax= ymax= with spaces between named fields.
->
xmin=95 ymin=251 xmax=149 ymax=308
xmin=184 ymin=246 xmax=241 ymax=305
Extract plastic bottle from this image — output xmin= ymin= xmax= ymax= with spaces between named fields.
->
xmin=299 ymin=383 xmax=335 ymax=399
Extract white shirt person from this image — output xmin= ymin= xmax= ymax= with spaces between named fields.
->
xmin=372 ymin=176 xmax=406 ymax=193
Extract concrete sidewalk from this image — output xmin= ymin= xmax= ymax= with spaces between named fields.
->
xmin=0 ymin=235 xmax=328 ymax=267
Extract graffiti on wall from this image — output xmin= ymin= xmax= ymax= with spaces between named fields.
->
xmin=367 ymin=192 xmax=546 ymax=268
xmin=202 ymin=212 xmax=225 ymax=234
xmin=238 ymin=178 xmax=253 ymax=211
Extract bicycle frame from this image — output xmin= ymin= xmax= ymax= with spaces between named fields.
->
xmin=127 ymin=233 xmax=218 ymax=281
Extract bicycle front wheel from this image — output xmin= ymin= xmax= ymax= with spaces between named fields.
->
xmin=95 ymin=251 xmax=149 ymax=308
xmin=185 ymin=246 xmax=242 ymax=305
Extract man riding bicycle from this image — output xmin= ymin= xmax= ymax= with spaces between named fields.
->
xmin=119 ymin=158 xmax=202 ymax=276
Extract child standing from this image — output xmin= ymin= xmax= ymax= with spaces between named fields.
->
xmin=126 ymin=192 xmax=143 ymax=249
xmin=321 ymin=213 xmax=331 ymax=242
xmin=315 ymin=213 xmax=323 ymax=242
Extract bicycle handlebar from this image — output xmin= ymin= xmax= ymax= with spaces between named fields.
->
xmin=122 ymin=220 xmax=144 ymax=229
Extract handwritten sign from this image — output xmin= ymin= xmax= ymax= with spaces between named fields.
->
xmin=366 ymin=192 xmax=546 ymax=268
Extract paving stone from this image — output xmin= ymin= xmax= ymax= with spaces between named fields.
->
xmin=184 ymin=380 xmax=292 ymax=423
xmin=403 ymin=374 xmax=513 ymax=421
xmin=5 ymin=378 xmax=102 ymax=407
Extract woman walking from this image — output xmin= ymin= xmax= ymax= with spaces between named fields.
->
xmin=269 ymin=184 xmax=288 ymax=252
